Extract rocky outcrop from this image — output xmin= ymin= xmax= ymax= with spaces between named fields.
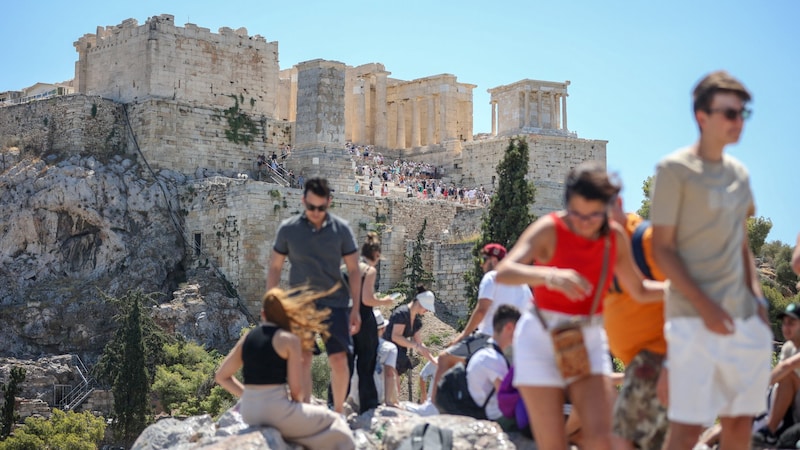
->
xmin=132 ymin=405 xmax=531 ymax=450
xmin=0 ymin=153 xmax=247 ymax=359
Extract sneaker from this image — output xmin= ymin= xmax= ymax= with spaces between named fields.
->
xmin=752 ymin=426 xmax=778 ymax=446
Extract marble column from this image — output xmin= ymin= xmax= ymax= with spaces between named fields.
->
xmin=562 ymin=93 xmax=568 ymax=131
xmin=524 ymin=90 xmax=531 ymax=128
xmin=364 ymin=75 xmax=372 ymax=143
xmin=354 ymin=78 xmax=366 ymax=144
xmin=491 ymin=100 xmax=497 ymax=136
xmin=396 ymin=100 xmax=406 ymax=149
xmin=411 ymin=97 xmax=421 ymax=147
xmin=439 ymin=92 xmax=447 ymax=142
xmin=556 ymin=93 xmax=561 ymax=129
xmin=427 ymin=96 xmax=435 ymax=145
xmin=537 ymin=90 xmax=543 ymax=128
xmin=374 ymin=72 xmax=388 ymax=148
xmin=549 ymin=93 xmax=556 ymax=129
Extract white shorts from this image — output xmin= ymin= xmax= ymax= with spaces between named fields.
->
xmin=512 ymin=310 xmax=611 ymax=388
xmin=665 ymin=315 xmax=772 ymax=425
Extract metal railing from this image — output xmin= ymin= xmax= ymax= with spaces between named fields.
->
xmin=55 ymin=355 xmax=100 ymax=411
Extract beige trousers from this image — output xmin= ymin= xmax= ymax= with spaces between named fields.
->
xmin=239 ymin=385 xmax=355 ymax=450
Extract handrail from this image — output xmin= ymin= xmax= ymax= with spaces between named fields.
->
xmin=56 ymin=355 xmax=100 ymax=411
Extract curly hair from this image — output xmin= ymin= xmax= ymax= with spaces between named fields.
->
xmin=261 ymin=285 xmax=336 ymax=352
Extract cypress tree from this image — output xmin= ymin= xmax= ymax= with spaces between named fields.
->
xmin=107 ymin=291 xmax=150 ymax=446
xmin=0 ymin=366 xmax=26 ymax=439
xmin=462 ymin=138 xmax=536 ymax=326
xmin=397 ymin=218 xmax=436 ymax=300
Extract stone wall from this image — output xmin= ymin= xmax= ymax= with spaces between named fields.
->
xmin=0 ymin=95 xmax=128 ymax=161
xmin=74 ymin=15 xmax=279 ymax=117
xmin=459 ymin=134 xmax=608 ymax=217
xmin=125 ymin=97 xmax=292 ymax=176
xmin=431 ymin=242 xmax=475 ymax=318
xmin=182 ymin=179 xmax=483 ymax=316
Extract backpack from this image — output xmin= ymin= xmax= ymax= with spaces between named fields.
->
xmin=610 ymin=220 xmax=655 ymax=293
xmin=397 ymin=422 xmax=453 ymax=450
xmin=434 ymin=342 xmax=507 ymax=419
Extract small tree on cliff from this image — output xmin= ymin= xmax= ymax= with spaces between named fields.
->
xmin=95 ymin=290 xmax=168 ymax=446
xmin=1 ymin=366 xmax=26 ymax=439
xmin=463 ymin=138 xmax=535 ymax=327
xmin=395 ymin=218 xmax=436 ymax=300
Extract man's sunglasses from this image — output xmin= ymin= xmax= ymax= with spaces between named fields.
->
xmin=305 ymin=203 xmax=328 ymax=212
xmin=708 ymin=107 xmax=752 ymax=121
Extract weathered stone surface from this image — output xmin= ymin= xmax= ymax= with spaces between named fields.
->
xmin=131 ymin=405 xmax=529 ymax=450
xmin=0 ymin=153 xmax=248 ymax=359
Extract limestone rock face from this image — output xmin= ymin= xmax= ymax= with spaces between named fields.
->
xmin=0 ymin=155 xmax=245 ymax=359
xmin=131 ymin=405 xmax=524 ymax=450
xmin=0 ymin=356 xmax=77 ymax=403
xmin=151 ymin=274 xmax=252 ymax=352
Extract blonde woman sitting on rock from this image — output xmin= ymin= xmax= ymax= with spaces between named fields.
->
xmin=215 ymin=286 xmax=355 ymax=450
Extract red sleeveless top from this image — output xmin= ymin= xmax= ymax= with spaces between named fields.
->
xmin=533 ymin=213 xmax=617 ymax=315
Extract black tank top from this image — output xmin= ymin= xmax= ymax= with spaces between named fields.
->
xmin=241 ymin=325 xmax=288 ymax=385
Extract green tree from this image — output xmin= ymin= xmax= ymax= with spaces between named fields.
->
xmin=0 ymin=409 xmax=105 ymax=450
xmin=760 ymin=240 xmax=799 ymax=295
xmin=151 ymin=340 xmax=234 ymax=417
xmin=1 ymin=367 xmax=26 ymax=439
xmin=636 ymin=175 xmax=653 ymax=219
xmin=463 ymin=138 xmax=535 ymax=326
xmin=114 ymin=292 xmax=148 ymax=445
xmin=95 ymin=291 xmax=158 ymax=446
xmin=747 ymin=216 xmax=772 ymax=256
xmin=94 ymin=291 xmax=171 ymax=387
xmin=394 ymin=218 xmax=435 ymax=300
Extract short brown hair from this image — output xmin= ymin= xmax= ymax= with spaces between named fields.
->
xmin=692 ymin=71 xmax=751 ymax=113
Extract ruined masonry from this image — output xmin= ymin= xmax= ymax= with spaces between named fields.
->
xmin=0 ymin=14 xmax=607 ymax=317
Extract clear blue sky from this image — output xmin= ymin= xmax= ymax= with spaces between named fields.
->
xmin=2 ymin=1 xmax=798 ymax=244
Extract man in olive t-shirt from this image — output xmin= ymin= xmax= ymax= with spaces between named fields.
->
xmin=651 ymin=71 xmax=771 ymax=450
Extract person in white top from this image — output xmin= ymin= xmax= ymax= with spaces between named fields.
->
xmin=466 ymin=304 xmax=521 ymax=420
xmin=431 ymin=242 xmax=532 ymax=403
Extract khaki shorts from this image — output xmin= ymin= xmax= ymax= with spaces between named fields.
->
xmin=612 ymin=349 xmax=667 ymax=450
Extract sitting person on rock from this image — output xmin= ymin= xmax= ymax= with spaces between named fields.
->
xmin=215 ymin=286 xmax=355 ymax=450
xmin=402 ymin=355 xmax=440 ymax=416
xmin=465 ymin=304 xmax=520 ymax=421
xmin=752 ymin=303 xmax=800 ymax=447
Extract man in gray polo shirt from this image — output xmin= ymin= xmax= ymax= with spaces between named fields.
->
xmin=267 ymin=177 xmax=362 ymax=414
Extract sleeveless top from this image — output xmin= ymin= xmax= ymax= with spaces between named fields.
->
xmin=532 ymin=212 xmax=617 ymax=315
xmin=241 ymin=325 xmax=288 ymax=385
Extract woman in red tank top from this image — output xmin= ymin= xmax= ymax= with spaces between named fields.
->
xmin=496 ymin=161 xmax=664 ymax=450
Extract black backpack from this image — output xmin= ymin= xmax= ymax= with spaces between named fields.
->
xmin=434 ymin=342 xmax=507 ymax=419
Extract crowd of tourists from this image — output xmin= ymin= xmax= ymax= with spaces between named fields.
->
xmin=213 ymin=71 xmax=800 ymax=450
xmin=348 ymin=144 xmax=491 ymax=205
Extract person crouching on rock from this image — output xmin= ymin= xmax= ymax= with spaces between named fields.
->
xmin=215 ymin=286 xmax=355 ymax=450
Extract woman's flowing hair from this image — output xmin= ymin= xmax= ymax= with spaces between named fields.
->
xmin=261 ymin=284 xmax=337 ymax=352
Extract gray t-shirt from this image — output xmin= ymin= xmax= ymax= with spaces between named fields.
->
xmin=651 ymin=147 xmax=756 ymax=320
xmin=273 ymin=212 xmax=358 ymax=308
